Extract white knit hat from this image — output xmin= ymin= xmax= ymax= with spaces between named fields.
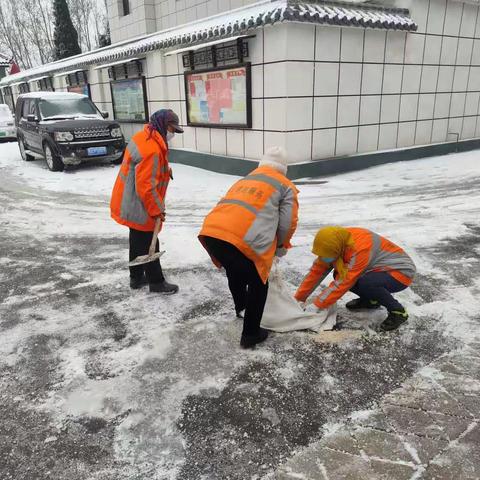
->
xmin=258 ymin=146 xmax=288 ymax=175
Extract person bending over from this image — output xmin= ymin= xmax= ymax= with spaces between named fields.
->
xmin=199 ymin=147 xmax=299 ymax=348
xmin=295 ymin=226 xmax=416 ymax=331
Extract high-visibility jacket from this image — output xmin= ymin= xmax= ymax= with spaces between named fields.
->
xmin=110 ymin=125 xmax=170 ymax=232
xmin=295 ymin=228 xmax=416 ymax=309
xmin=199 ymin=166 xmax=299 ymax=283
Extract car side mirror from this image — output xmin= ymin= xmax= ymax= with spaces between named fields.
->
xmin=27 ymin=114 xmax=38 ymax=122
xmin=101 ymin=111 xmax=109 ymax=119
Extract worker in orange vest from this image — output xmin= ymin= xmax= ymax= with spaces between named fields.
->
xmin=295 ymin=226 xmax=416 ymax=331
xmin=199 ymin=147 xmax=299 ymax=348
xmin=110 ymin=109 xmax=183 ymax=294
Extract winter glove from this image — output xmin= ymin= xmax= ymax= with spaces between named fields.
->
xmin=275 ymin=247 xmax=288 ymax=258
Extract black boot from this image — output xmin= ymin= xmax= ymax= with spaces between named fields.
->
xmin=346 ymin=298 xmax=381 ymax=310
xmin=130 ymin=275 xmax=148 ymax=290
xmin=380 ymin=309 xmax=408 ymax=331
xmin=149 ymin=281 xmax=179 ymax=295
xmin=240 ymin=328 xmax=269 ymax=349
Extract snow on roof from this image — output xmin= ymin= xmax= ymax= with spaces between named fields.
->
xmin=27 ymin=75 xmax=50 ymax=83
xmin=17 ymin=92 xmax=85 ymax=99
xmin=0 ymin=0 xmax=416 ymax=87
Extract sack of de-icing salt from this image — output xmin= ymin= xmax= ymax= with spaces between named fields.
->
xmin=260 ymin=261 xmax=337 ymax=333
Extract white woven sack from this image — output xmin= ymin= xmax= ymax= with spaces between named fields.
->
xmin=261 ymin=261 xmax=337 ymax=333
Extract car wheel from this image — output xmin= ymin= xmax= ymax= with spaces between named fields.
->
xmin=43 ymin=142 xmax=64 ymax=172
xmin=18 ymin=137 xmax=35 ymax=161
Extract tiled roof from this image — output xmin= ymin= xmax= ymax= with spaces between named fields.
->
xmin=284 ymin=2 xmax=417 ymax=30
xmin=0 ymin=0 xmax=416 ymax=87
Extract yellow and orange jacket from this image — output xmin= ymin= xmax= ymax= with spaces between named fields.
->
xmin=295 ymin=228 xmax=416 ymax=309
xmin=110 ymin=125 xmax=170 ymax=232
xmin=199 ymin=166 xmax=299 ymax=283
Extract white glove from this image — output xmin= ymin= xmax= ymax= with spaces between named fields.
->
xmin=275 ymin=247 xmax=288 ymax=258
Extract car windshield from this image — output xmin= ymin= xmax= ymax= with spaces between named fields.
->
xmin=39 ymin=97 xmax=99 ymax=120
xmin=0 ymin=104 xmax=12 ymax=120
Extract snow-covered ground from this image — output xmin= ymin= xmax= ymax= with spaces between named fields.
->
xmin=1 ymin=141 xmax=480 ymax=479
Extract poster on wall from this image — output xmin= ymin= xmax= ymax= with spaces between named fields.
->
xmin=67 ymin=84 xmax=90 ymax=97
xmin=110 ymin=78 xmax=147 ymax=122
xmin=185 ymin=64 xmax=251 ymax=128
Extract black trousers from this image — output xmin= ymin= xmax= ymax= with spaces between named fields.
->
xmin=350 ymin=272 xmax=407 ymax=312
xmin=129 ymin=228 xmax=165 ymax=284
xmin=203 ymin=236 xmax=268 ymax=336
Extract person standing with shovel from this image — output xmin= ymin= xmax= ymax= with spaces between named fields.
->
xmin=110 ymin=109 xmax=183 ymax=294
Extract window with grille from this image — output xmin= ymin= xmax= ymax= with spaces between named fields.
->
xmin=38 ymin=77 xmax=55 ymax=92
xmin=18 ymin=82 xmax=30 ymax=94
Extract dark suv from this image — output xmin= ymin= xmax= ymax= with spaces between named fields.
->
xmin=15 ymin=92 xmax=126 ymax=172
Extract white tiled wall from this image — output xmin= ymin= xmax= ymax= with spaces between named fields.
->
xmin=103 ymin=0 xmax=480 ymax=165
xmin=278 ymin=0 xmax=480 ymax=161
xmin=110 ymin=0 xmax=261 ymax=43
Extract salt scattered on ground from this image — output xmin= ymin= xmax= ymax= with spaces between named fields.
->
xmin=2 ymin=140 xmax=480 ymax=479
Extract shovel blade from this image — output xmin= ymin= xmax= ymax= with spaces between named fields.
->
xmin=128 ymin=251 xmax=165 ymax=267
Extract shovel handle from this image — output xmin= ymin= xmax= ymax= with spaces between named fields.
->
xmin=148 ymin=216 xmax=162 ymax=257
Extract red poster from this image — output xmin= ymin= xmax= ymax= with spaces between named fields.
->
xmin=186 ymin=65 xmax=248 ymax=126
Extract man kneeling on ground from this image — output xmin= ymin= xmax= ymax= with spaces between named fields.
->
xmin=295 ymin=226 xmax=416 ymax=331
xmin=199 ymin=147 xmax=299 ymax=348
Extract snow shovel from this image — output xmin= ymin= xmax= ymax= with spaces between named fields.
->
xmin=128 ymin=217 xmax=165 ymax=267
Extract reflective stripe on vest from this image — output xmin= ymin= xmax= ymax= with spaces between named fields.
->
xmin=277 ymin=187 xmax=296 ymax=246
xmin=367 ymin=232 xmax=416 ymax=278
xmin=309 ymin=265 xmax=333 ymax=300
xmin=120 ymin=138 xmax=149 ymax=225
xmin=240 ymin=173 xmax=295 ymax=255
xmin=218 ymin=198 xmax=258 ymax=215
xmin=318 ymin=278 xmax=342 ymax=303
xmin=244 ymin=173 xmax=283 ymax=192
xmin=243 ymin=190 xmax=281 ymax=255
xmin=151 ymin=154 xmax=165 ymax=214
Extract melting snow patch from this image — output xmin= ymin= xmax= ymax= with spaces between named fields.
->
xmin=349 ymin=409 xmax=375 ymax=421
xmin=322 ymin=422 xmax=344 ymax=436
xmin=419 ymin=365 xmax=445 ymax=381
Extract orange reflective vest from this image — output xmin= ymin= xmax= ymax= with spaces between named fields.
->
xmin=199 ymin=166 xmax=299 ymax=283
xmin=295 ymin=228 xmax=416 ymax=309
xmin=110 ymin=125 xmax=170 ymax=232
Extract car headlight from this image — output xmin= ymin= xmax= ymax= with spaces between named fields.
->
xmin=111 ymin=127 xmax=123 ymax=138
xmin=54 ymin=131 xmax=74 ymax=142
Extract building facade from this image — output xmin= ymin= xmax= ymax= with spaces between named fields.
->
xmin=2 ymin=0 xmax=480 ymax=175
xmin=108 ymin=0 xmax=259 ymax=43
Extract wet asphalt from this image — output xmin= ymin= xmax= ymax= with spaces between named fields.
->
xmin=1 ymin=158 xmax=478 ymax=480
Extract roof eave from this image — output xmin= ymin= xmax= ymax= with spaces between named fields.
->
xmin=0 ymin=0 xmax=417 ymax=87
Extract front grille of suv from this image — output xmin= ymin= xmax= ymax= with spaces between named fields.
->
xmin=74 ymin=127 xmax=110 ymax=139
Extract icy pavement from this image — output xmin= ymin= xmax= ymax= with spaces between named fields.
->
xmin=1 ymin=141 xmax=480 ymax=479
